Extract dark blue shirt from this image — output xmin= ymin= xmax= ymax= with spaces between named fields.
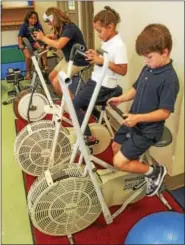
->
xmin=130 ymin=60 xmax=179 ymax=141
xmin=59 ymin=23 xmax=89 ymax=67
xmin=18 ymin=22 xmax=43 ymax=44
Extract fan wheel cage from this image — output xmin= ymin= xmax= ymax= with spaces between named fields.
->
xmin=14 ymin=120 xmax=72 ymax=176
xmin=13 ymin=88 xmax=49 ymax=122
xmin=14 ymin=120 xmax=54 ymax=152
xmin=18 ymin=92 xmax=49 ymax=122
xmin=28 ymin=167 xmax=102 ymax=236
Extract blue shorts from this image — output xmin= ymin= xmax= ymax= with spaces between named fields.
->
xmin=114 ymin=125 xmax=155 ymax=160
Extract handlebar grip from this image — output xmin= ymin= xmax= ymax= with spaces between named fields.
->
xmin=69 ymin=43 xmax=85 ymax=61
xmin=109 ymin=104 xmax=144 ymax=134
xmin=110 ymin=104 xmax=126 ymax=118
xmin=96 ymin=48 xmax=108 ymax=56
xmin=76 ymin=50 xmax=87 ymax=58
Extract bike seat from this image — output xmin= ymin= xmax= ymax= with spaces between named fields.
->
xmin=97 ymin=85 xmax=123 ymax=106
xmin=73 ymin=65 xmax=92 ymax=77
xmin=6 ymin=73 xmax=25 ymax=83
xmin=154 ymin=126 xmax=172 ymax=147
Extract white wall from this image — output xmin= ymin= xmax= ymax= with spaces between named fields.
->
xmin=34 ymin=1 xmax=57 ymax=34
xmin=94 ymin=2 xmax=184 ymax=176
xmin=1 ymin=1 xmax=57 ymax=46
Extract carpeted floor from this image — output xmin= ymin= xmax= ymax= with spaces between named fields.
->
xmin=15 ymin=117 xmax=184 ymax=245
xmin=2 ymin=79 xmax=184 ymax=244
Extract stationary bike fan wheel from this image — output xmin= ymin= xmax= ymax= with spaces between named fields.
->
xmin=27 ymin=166 xmax=102 ymax=236
xmin=14 ymin=120 xmax=72 ymax=176
xmin=68 ymin=123 xmax=112 ymax=155
xmin=13 ymin=88 xmax=49 ymax=122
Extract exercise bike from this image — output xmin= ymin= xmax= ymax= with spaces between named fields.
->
xmin=26 ymin=50 xmax=172 ymax=244
xmin=2 ymin=68 xmax=29 ymax=106
xmin=13 ymin=37 xmax=54 ymax=122
xmin=14 ymin=45 xmax=117 ymax=176
xmin=13 ymin=37 xmax=90 ymax=123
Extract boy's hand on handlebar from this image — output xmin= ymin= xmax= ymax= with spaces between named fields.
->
xmin=122 ymin=113 xmax=139 ymax=127
xmin=33 ymin=30 xmax=44 ymax=41
xmin=107 ymin=97 xmax=122 ymax=106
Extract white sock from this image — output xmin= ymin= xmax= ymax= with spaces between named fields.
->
xmin=145 ymin=166 xmax=154 ymax=176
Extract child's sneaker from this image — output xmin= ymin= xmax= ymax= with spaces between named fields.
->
xmin=145 ymin=165 xmax=167 ymax=197
xmin=84 ymin=136 xmax=98 ymax=147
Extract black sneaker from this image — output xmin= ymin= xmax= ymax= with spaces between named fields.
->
xmin=145 ymin=165 xmax=167 ymax=197
xmin=84 ymin=136 xmax=99 ymax=147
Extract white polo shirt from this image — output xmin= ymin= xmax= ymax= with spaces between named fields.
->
xmin=91 ymin=33 xmax=128 ymax=88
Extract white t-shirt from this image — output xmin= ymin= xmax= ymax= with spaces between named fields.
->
xmin=91 ymin=33 xmax=128 ymax=88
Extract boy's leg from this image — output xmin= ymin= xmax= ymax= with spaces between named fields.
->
xmin=113 ymin=151 xmax=150 ymax=173
xmin=113 ymin=127 xmax=167 ymax=196
xmin=112 ymin=141 xmax=121 ymax=155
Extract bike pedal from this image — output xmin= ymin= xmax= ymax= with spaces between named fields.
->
xmin=132 ymin=180 xmax=146 ymax=190
xmin=158 ymin=184 xmax=166 ymax=194
xmin=85 ymin=138 xmax=99 ymax=147
xmin=8 ymin=90 xmax=17 ymax=96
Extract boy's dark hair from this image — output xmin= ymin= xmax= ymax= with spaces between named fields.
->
xmin=93 ymin=6 xmax=120 ymax=26
xmin=136 ymin=24 xmax=172 ymax=55
xmin=24 ymin=10 xmax=39 ymax=24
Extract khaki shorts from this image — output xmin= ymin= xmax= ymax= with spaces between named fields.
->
xmin=54 ymin=58 xmax=86 ymax=77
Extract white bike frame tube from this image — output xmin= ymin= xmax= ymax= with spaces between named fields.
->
xmin=31 ymin=56 xmax=54 ymax=106
xmin=59 ymin=70 xmax=113 ymax=224
xmin=49 ymin=97 xmax=66 ymax=167
xmin=67 ymin=60 xmax=74 ymax=78
xmin=49 ymin=57 xmax=74 ymax=165
xmin=90 ymin=156 xmax=118 ymax=172
xmin=69 ymin=53 xmax=109 ymax=165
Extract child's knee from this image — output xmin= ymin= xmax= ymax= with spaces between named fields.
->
xmin=113 ymin=151 xmax=129 ymax=169
xmin=25 ymin=54 xmax=31 ymax=60
xmin=49 ymin=70 xmax=57 ymax=81
xmin=112 ymin=141 xmax=120 ymax=155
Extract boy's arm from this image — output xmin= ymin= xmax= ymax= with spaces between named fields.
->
xmin=136 ymin=109 xmax=171 ymax=123
xmin=119 ymin=87 xmax=137 ymax=102
xmin=123 ymin=109 xmax=171 ymax=128
xmin=107 ymin=87 xmax=136 ymax=106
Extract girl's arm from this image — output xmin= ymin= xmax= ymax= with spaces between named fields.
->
xmin=108 ymin=62 xmax=127 ymax=76
xmin=42 ymin=36 xmax=70 ymax=49
xmin=86 ymin=50 xmax=127 ymax=75
xmin=34 ymin=31 xmax=70 ymax=49
xmin=18 ymin=36 xmax=24 ymax=49
xmin=46 ymin=34 xmax=57 ymax=40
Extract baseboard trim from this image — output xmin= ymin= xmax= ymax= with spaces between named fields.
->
xmin=165 ymin=173 xmax=185 ymax=190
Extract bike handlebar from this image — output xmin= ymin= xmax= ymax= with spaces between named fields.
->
xmin=69 ymin=43 xmax=85 ymax=61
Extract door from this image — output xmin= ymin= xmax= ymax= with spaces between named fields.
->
xmin=57 ymin=1 xmax=79 ymax=25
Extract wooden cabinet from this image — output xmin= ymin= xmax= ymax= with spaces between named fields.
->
xmin=2 ymin=5 xmax=34 ymax=31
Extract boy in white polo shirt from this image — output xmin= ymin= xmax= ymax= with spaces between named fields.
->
xmin=73 ymin=6 xmax=128 ymax=145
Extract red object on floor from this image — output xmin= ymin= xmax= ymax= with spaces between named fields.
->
xmin=15 ymin=118 xmax=184 ymax=245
